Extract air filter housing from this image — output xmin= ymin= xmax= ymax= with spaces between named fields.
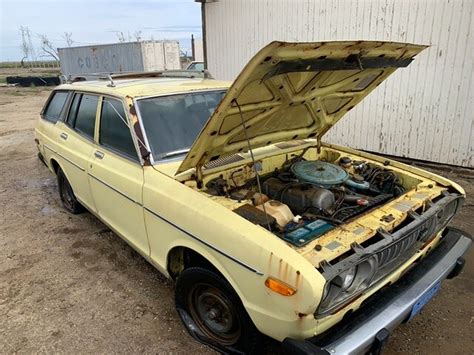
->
xmin=291 ymin=161 xmax=349 ymax=188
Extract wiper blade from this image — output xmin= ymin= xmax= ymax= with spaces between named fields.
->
xmin=158 ymin=149 xmax=190 ymax=160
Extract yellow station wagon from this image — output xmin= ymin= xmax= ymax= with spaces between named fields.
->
xmin=35 ymin=41 xmax=471 ymax=354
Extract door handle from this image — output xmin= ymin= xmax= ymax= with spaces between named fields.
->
xmin=60 ymin=132 xmax=68 ymax=140
xmin=94 ymin=150 xmax=105 ymax=159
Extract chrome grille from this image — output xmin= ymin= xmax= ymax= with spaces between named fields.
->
xmin=376 ymin=229 xmax=418 ymax=267
xmin=376 ymin=214 xmax=437 ymax=270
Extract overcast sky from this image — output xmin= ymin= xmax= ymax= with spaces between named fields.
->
xmin=0 ymin=0 xmax=202 ymax=61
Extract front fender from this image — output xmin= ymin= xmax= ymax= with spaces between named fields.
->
xmin=143 ymin=166 xmax=326 ymax=340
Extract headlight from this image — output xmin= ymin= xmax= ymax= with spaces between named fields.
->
xmin=436 ymin=199 xmax=458 ymax=229
xmin=334 ymin=266 xmax=357 ymax=291
xmin=318 ymin=256 xmax=377 ymax=316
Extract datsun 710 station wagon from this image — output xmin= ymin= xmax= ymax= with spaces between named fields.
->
xmin=35 ymin=41 xmax=471 ymax=354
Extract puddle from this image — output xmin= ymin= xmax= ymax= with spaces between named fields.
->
xmin=40 ymin=205 xmax=57 ymax=215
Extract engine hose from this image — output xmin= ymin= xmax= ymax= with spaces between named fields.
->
xmin=345 ymin=178 xmax=370 ymax=190
xmin=343 ymin=192 xmax=371 ymax=204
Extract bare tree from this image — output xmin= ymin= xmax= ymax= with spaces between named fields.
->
xmin=133 ymin=30 xmax=142 ymax=42
xmin=62 ymin=32 xmax=73 ymax=47
xmin=38 ymin=34 xmax=59 ymax=62
xmin=116 ymin=31 xmax=126 ymax=42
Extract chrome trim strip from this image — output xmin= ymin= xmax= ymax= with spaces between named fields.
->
xmin=44 ymin=144 xmax=85 ymax=172
xmin=143 ymin=206 xmax=264 ymax=276
xmin=43 ymin=143 xmax=56 ymax=154
xmin=87 ymin=173 xmax=142 ymax=206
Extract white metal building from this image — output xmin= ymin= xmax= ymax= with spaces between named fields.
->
xmin=197 ymin=0 xmax=473 ymax=167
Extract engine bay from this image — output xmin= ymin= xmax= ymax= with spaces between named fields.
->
xmin=203 ymin=146 xmax=420 ymax=248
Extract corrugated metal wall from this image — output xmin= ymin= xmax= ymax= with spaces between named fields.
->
xmin=204 ymin=0 xmax=473 ymax=167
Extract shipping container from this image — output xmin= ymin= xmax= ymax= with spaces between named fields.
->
xmin=58 ymin=41 xmax=181 ymax=77
xmin=199 ymin=0 xmax=473 ymax=167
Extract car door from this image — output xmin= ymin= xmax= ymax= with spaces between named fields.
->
xmin=55 ymin=92 xmax=99 ymax=211
xmin=36 ymin=90 xmax=70 ymax=161
xmin=88 ymin=96 xmax=149 ymax=256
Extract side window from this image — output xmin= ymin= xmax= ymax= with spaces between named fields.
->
xmin=66 ymin=93 xmax=81 ymax=127
xmin=43 ymin=91 xmax=68 ymax=122
xmin=74 ymin=94 xmax=98 ymax=139
xmin=99 ymin=98 xmax=138 ymax=161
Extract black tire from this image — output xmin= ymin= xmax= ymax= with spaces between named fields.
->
xmin=175 ymin=267 xmax=262 ymax=354
xmin=57 ymin=167 xmax=84 ymax=214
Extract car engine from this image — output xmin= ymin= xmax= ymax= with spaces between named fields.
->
xmin=206 ymin=155 xmax=406 ymax=247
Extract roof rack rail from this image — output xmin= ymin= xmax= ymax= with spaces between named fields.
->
xmin=110 ymin=70 xmax=214 ymax=80
xmin=65 ymin=69 xmax=214 ymax=86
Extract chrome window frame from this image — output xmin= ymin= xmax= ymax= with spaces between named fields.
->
xmin=62 ymin=91 xmax=100 ymax=143
xmin=97 ymin=94 xmax=142 ymax=165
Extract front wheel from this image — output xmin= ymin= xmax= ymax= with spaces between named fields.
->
xmin=175 ymin=267 xmax=262 ymax=354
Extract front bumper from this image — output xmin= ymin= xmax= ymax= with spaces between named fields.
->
xmin=283 ymin=227 xmax=472 ymax=355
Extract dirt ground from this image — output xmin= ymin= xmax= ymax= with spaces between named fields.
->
xmin=1 ymin=84 xmax=473 ymax=354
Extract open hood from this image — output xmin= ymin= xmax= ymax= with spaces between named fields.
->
xmin=177 ymin=41 xmax=427 ymax=174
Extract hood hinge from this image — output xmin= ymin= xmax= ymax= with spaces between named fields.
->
xmin=195 ymin=159 xmax=205 ymax=188
xmin=317 ymin=136 xmax=322 ymax=154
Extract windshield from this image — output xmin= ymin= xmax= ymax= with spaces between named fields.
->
xmin=187 ymin=62 xmax=204 ymax=70
xmin=137 ymin=90 xmax=226 ymax=160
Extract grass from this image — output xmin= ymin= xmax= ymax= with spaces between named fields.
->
xmin=0 ymin=61 xmax=59 ymax=69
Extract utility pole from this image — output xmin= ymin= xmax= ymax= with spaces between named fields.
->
xmin=20 ymin=26 xmax=38 ymax=67
xmin=19 ymin=26 xmax=30 ymax=67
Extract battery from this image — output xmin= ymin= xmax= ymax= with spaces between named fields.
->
xmin=283 ymin=219 xmax=333 ymax=247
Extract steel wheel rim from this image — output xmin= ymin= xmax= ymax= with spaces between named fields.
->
xmin=188 ymin=283 xmax=241 ymax=345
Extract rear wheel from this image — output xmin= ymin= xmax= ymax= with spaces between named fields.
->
xmin=57 ymin=167 xmax=84 ymax=214
xmin=175 ymin=267 xmax=262 ymax=354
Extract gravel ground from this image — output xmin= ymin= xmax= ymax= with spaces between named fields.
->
xmin=0 ymin=85 xmax=472 ymax=354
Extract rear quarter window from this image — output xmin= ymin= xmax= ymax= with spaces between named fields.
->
xmin=43 ymin=91 xmax=69 ymax=122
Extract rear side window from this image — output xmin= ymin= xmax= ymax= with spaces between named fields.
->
xmin=66 ymin=93 xmax=81 ymax=127
xmin=43 ymin=91 xmax=68 ymax=122
xmin=74 ymin=94 xmax=98 ymax=139
xmin=99 ymin=98 xmax=138 ymax=161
